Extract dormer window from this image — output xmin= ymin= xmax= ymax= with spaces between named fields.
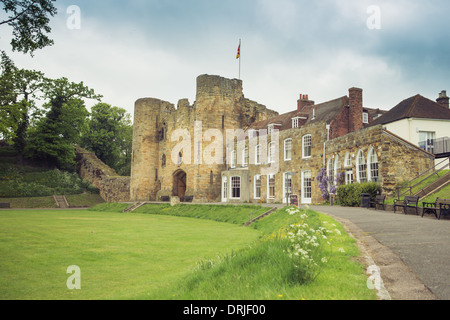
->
xmin=292 ymin=117 xmax=299 ymax=128
xmin=363 ymin=112 xmax=369 ymax=124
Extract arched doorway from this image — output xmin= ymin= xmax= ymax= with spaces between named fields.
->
xmin=173 ymin=170 xmax=187 ymax=200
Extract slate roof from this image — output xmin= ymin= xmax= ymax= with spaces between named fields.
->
xmin=369 ymin=94 xmax=450 ymax=126
xmin=248 ymin=96 xmax=349 ymax=132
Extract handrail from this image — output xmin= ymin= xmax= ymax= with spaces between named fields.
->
xmin=395 ymin=157 xmax=450 ymax=199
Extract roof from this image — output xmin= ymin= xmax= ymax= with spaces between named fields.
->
xmin=247 ymin=96 xmax=348 ymax=133
xmin=369 ymin=94 xmax=450 ymax=126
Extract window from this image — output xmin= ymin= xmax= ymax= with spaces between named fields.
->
xmin=268 ymin=174 xmax=275 ymax=199
xmin=283 ymin=172 xmax=292 ymax=203
xmin=302 ymin=171 xmax=312 ymax=204
xmin=363 ymin=112 xmax=369 ymax=124
xmin=255 ymin=145 xmax=261 ymax=165
xmin=243 ymin=147 xmax=249 ymax=167
xmin=268 ymin=142 xmax=276 ymax=163
xmin=327 ymin=158 xmax=334 ymax=188
xmin=268 ymin=124 xmax=274 ymax=135
xmin=334 ymin=155 xmax=341 ymax=185
xmin=344 ymin=152 xmax=352 ymax=167
xmin=419 ymin=131 xmax=436 ymax=153
xmin=302 ymin=134 xmax=312 ymax=158
xmin=345 ymin=170 xmax=353 ymax=185
xmin=284 ymin=139 xmax=292 ymax=161
xmin=292 ymin=117 xmax=299 ymax=128
xmin=162 ymin=154 xmax=166 ymax=168
xmin=368 ymin=147 xmax=379 ymax=182
xmin=356 ymin=150 xmax=367 ymax=183
xmin=177 ymin=152 xmax=183 ymax=165
xmin=254 ymin=175 xmax=261 ymax=199
xmin=231 ymin=176 xmax=241 ymax=199
xmin=230 ymin=150 xmax=237 ymax=168
xmin=222 ymin=177 xmax=228 ymax=200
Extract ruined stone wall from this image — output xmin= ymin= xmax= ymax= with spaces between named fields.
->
xmin=75 ymin=147 xmax=131 ymax=202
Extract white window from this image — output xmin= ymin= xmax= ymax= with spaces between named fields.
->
xmin=363 ymin=112 xmax=369 ymax=124
xmin=334 ymin=155 xmax=341 ymax=185
xmin=242 ymin=147 xmax=249 ymax=167
xmin=292 ymin=117 xmax=299 ymax=128
xmin=419 ymin=131 xmax=436 ymax=153
xmin=283 ymin=172 xmax=293 ymax=203
xmin=368 ymin=147 xmax=379 ymax=182
xmin=255 ymin=145 xmax=261 ymax=165
xmin=254 ymin=175 xmax=261 ymax=199
xmin=356 ymin=150 xmax=367 ymax=183
xmin=344 ymin=152 xmax=352 ymax=167
xmin=327 ymin=157 xmax=334 ymax=188
xmin=268 ymin=142 xmax=276 ymax=163
xmin=267 ymin=174 xmax=275 ymax=199
xmin=301 ymin=171 xmax=312 ymax=204
xmin=284 ymin=139 xmax=292 ymax=161
xmin=231 ymin=176 xmax=241 ymax=199
xmin=302 ymin=134 xmax=312 ymax=158
xmin=230 ymin=150 xmax=237 ymax=169
xmin=345 ymin=170 xmax=353 ymax=185
xmin=222 ymin=177 xmax=228 ymax=201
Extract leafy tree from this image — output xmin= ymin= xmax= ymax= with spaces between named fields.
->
xmin=26 ymin=78 xmax=102 ymax=169
xmin=82 ymin=103 xmax=133 ymax=175
xmin=0 ymin=0 xmax=57 ymax=55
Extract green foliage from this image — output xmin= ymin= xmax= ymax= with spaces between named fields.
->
xmin=1 ymin=0 xmax=58 ymax=55
xmin=337 ymin=182 xmax=381 ymax=207
xmin=81 ymin=103 xmax=133 ymax=175
xmin=0 ymin=167 xmax=98 ymax=197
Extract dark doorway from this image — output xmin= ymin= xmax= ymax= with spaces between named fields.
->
xmin=173 ymin=170 xmax=187 ymax=200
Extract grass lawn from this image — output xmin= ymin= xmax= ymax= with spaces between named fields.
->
xmin=0 ymin=209 xmax=259 ymax=300
xmin=0 ymin=205 xmax=378 ymax=300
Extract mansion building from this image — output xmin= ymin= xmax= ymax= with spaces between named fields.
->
xmin=129 ymin=75 xmax=445 ymax=205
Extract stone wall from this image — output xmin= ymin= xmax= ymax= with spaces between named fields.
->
xmin=75 ymin=147 xmax=131 ymax=202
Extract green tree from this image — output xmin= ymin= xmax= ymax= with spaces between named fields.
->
xmin=82 ymin=103 xmax=133 ymax=175
xmin=0 ymin=0 xmax=57 ymax=55
xmin=26 ymin=78 xmax=102 ymax=169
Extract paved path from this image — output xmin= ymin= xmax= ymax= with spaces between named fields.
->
xmin=305 ymin=205 xmax=450 ymax=300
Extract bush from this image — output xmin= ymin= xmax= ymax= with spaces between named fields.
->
xmin=337 ymin=182 xmax=381 ymax=207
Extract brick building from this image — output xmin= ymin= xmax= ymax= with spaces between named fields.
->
xmin=129 ymin=74 xmax=435 ymax=204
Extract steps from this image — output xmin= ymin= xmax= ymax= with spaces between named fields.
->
xmin=53 ymin=195 xmax=69 ymax=208
xmin=414 ymin=171 xmax=450 ymax=201
xmin=122 ymin=202 xmax=148 ymax=213
xmin=244 ymin=207 xmax=278 ymax=226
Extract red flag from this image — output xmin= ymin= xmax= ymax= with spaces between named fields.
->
xmin=236 ymin=43 xmax=240 ymax=59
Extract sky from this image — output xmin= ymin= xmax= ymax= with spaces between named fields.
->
xmin=1 ymin=0 xmax=449 ymax=119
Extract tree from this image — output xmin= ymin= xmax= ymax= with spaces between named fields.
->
xmin=26 ymin=78 xmax=102 ymax=169
xmin=1 ymin=0 xmax=57 ymax=55
xmin=81 ymin=103 xmax=133 ymax=175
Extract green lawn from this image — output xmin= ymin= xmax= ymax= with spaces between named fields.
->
xmin=0 ymin=209 xmax=259 ymax=300
xmin=0 ymin=205 xmax=378 ymax=300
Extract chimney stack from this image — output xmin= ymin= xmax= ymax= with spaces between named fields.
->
xmin=297 ymin=93 xmax=315 ymax=112
xmin=348 ymin=87 xmax=363 ymax=133
xmin=436 ymin=90 xmax=449 ymax=109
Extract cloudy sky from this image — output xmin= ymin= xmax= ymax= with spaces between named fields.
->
xmin=1 ymin=0 xmax=449 ymax=118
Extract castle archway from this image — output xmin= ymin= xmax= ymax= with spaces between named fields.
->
xmin=173 ymin=170 xmax=187 ymax=200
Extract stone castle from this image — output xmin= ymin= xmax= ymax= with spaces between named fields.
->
xmin=76 ymin=74 xmax=437 ymax=205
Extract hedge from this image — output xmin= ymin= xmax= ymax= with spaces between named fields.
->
xmin=336 ymin=182 xmax=381 ymax=207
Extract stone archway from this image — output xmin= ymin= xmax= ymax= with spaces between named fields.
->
xmin=173 ymin=170 xmax=187 ymax=200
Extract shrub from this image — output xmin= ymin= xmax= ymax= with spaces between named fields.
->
xmin=337 ymin=182 xmax=381 ymax=207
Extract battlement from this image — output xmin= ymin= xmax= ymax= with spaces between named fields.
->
xmin=196 ymin=74 xmax=243 ymax=102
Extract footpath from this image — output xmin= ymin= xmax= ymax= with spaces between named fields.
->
xmin=306 ymin=205 xmax=449 ymax=300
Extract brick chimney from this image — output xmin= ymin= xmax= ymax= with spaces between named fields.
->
xmin=297 ymin=94 xmax=315 ymax=112
xmin=348 ymin=87 xmax=363 ymax=133
xmin=436 ymin=90 xmax=449 ymax=109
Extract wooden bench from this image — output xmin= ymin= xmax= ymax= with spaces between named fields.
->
xmin=394 ymin=196 xmax=419 ymax=215
xmin=422 ymin=198 xmax=450 ymax=220
xmin=439 ymin=200 xmax=450 ymax=220
xmin=371 ymin=195 xmax=386 ymax=210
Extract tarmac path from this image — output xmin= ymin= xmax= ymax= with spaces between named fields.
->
xmin=306 ymin=205 xmax=449 ymax=300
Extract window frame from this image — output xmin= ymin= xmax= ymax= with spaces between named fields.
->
xmin=302 ymin=134 xmax=312 ymax=159
xmin=254 ymin=175 xmax=261 ymax=199
xmin=284 ymin=138 xmax=292 ymax=161
xmin=231 ymin=176 xmax=241 ymax=199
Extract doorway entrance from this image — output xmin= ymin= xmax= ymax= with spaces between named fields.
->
xmin=173 ymin=170 xmax=187 ymax=200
